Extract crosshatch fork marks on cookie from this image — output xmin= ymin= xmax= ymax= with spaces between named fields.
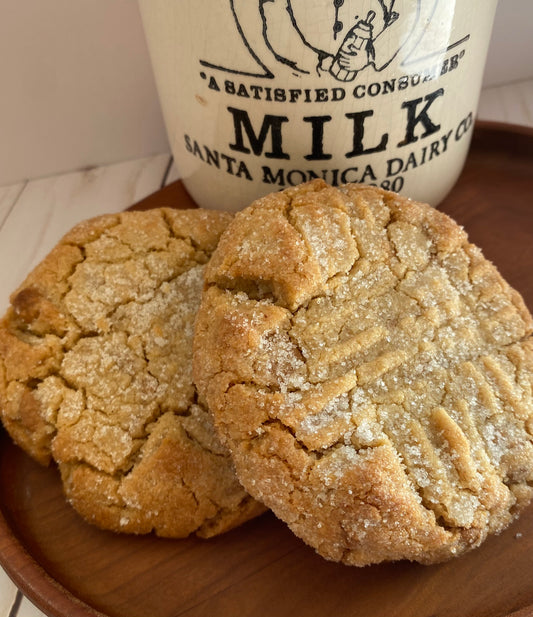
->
xmin=194 ymin=179 xmax=533 ymax=566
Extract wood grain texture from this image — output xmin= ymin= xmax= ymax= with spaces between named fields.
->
xmin=478 ymin=79 xmax=533 ymax=128
xmin=0 ymin=123 xmax=532 ymax=617
xmin=0 ymin=184 xmax=25 ymax=229
xmin=0 ymin=584 xmax=18 ymax=617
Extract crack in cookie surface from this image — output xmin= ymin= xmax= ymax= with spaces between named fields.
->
xmin=0 ymin=207 xmax=265 ymax=538
xmin=193 ymin=179 xmax=533 ymax=565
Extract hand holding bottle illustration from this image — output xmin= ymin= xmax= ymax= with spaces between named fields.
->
xmin=329 ymin=10 xmax=376 ymax=81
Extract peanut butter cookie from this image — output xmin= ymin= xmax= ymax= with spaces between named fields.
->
xmin=193 ymin=179 xmax=533 ymax=564
xmin=0 ymin=208 xmax=264 ymax=538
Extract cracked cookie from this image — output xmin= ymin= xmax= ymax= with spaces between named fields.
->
xmin=0 ymin=208 xmax=264 ymax=538
xmin=193 ymin=179 xmax=533 ymax=565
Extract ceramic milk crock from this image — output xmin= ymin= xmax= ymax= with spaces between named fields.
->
xmin=139 ymin=0 xmax=498 ymax=211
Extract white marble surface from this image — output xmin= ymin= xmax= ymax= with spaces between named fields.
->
xmin=0 ymin=79 xmax=532 ymax=617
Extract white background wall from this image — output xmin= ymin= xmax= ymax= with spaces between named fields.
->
xmin=0 ymin=0 xmax=531 ymax=187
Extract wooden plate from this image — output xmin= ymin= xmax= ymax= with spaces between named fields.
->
xmin=1 ymin=121 xmax=533 ymax=617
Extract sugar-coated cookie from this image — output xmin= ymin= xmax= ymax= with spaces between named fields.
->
xmin=193 ymin=180 xmax=533 ymax=564
xmin=0 ymin=208 xmax=264 ymax=538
